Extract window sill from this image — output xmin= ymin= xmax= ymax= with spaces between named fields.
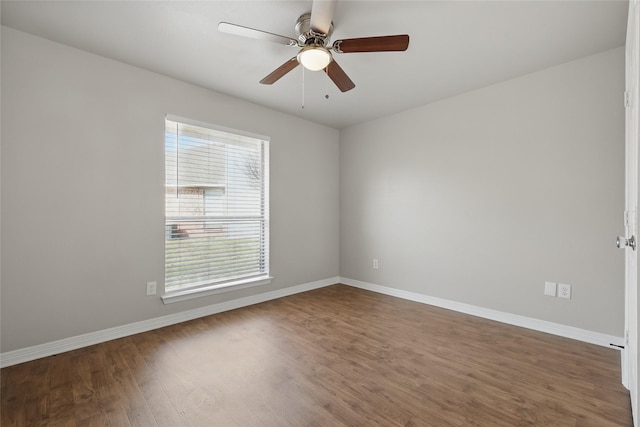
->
xmin=161 ymin=276 xmax=273 ymax=304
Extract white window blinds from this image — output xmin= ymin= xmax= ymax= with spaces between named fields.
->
xmin=165 ymin=117 xmax=269 ymax=293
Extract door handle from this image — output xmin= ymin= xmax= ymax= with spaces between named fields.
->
xmin=617 ymin=235 xmax=636 ymax=251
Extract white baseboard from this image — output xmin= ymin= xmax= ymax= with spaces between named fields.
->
xmin=2 ymin=276 xmax=623 ymax=368
xmin=340 ymin=277 xmax=624 ymax=349
xmin=0 ymin=277 xmax=338 ymax=368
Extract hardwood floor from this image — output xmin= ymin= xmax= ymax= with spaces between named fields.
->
xmin=1 ymin=284 xmax=632 ymax=426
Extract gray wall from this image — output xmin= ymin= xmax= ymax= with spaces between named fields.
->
xmin=0 ymin=25 xmax=626 ymax=353
xmin=340 ymin=47 xmax=625 ymax=336
xmin=1 ymin=27 xmax=340 ymax=352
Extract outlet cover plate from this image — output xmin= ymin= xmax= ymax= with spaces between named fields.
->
xmin=146 ymin=281 xmax=157 ymax=296
xmin=558 ymin=283 xmax=571 ymax=299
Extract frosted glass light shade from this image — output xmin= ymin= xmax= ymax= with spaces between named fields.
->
xmin=297 ymin=47 xmax=332 ymax=71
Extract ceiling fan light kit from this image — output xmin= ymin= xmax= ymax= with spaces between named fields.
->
xmin=297 ymin=45 xmax=332 ymax=71
xmin=218 ymin=0 xmax=409 ymax=93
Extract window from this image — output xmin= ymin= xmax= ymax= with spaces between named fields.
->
xmin=164 ymin=116 xmax=270 ymax=301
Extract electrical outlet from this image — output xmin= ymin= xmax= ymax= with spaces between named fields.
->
xmin=544 ymin=281 xmax=557 ymax=297
xmin=558 ymin=283 xmax=571 ymax=299
xmin=146 ymin=281 xmax=157 ymax=296
xmin=373 ymin=259 xmax=379 ymax=269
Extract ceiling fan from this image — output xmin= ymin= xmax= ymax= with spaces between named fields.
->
xmin=218 ymin=0 xmax=409 ymax=93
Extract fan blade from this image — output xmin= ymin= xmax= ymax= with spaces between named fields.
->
xmin=218 ymin=22 xmax=298 ymax=46
xmin=260 ymin=57 xmax=300 ymax=85
xmin=310 ymin=0 xmax=337 ymax=35
xmin=324 ymin=60 xmax=355 ymax=92
xmin=333 ymin=35 xmax=410 ymax=53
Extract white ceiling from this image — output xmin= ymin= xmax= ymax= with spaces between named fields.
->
xmin=1 ymin=1 xmax=629 ymax=129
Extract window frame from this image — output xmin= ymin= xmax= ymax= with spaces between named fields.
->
xmin=162 ymin=115 xmax=271 ymax=304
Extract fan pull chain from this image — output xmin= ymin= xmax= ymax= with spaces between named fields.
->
xmin=325 ymin=66 xmax=329 ymax=99
xmin=301 ymin=66 xmax=305 ymax=109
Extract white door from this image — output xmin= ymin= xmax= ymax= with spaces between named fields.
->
xmin=623 ymin=1 xmax=640 ymax=425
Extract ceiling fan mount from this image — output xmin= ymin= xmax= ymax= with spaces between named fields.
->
xmin=218 ymin=0 xmax=409 ymax=93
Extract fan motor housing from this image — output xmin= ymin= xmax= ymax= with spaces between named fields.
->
xmin=295 ymin=12 xmax=333 ymax=45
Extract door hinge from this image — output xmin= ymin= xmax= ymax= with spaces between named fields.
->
xmin=625 ymin=210 xmax=637 ymax=229
xmin=625 ymin=91 xmax=632 ymax=108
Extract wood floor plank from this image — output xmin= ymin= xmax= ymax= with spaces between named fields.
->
xmin=1 ymin=285 xmax=632 ymax=426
